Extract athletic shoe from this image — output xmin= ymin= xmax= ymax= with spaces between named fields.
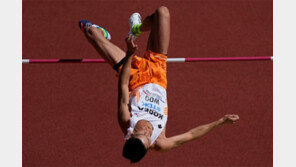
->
xmin=78 ymin=19 xmax=93 ymax=32
xmin=92 ymin=24 xmax=111 ymax=40
xmin=78 ymin=20 xmax=111 ymax=40
xmin=127 ymin=13 xmax=142 ymax=39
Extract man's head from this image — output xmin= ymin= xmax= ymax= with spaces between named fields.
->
xmin=122 ymin=120 xmax=153 ymax=163
xmin=122 ymin=136 xmax=147 ymax=163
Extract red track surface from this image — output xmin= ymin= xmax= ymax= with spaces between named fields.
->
xmin=23 ymin=0 xmax=273 ymax=166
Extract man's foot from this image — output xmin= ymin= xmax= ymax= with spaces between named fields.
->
xmin=91 ymin=24 xmax=111 ymax=40
xmin=78 ymin=19 xmax=111 ymax=40
xmin=127 ymin=13 xmax=142 ymax=40
xmin=78 ymin=19 xmax=93 ymax=32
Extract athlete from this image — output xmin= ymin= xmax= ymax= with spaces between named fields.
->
xmin=78 ymin=6 xmax=239 ymax=163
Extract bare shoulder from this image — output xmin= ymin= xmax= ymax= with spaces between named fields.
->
xmin=150 ymin=136 xmax=174 ymax=152
xmin=149 ymin=126 xmax=195 ymax=152
xmin=149 ymin=127 xmax=174 ymax=152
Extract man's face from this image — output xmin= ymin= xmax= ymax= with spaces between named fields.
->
xmin=132 ymin=130 xmax=151 ymax=149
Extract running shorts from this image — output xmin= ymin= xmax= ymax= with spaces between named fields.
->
xmin=114 ymin=50 xmax=167 ymax=91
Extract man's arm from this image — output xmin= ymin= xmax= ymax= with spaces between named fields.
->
xmin=117 ymin=35 xmax=138 ymax=134
xmin=156 ymin=114 xmax=239 ymax=152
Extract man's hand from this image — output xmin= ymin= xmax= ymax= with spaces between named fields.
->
xmin=125 ymin=34 xmax=138 ymax=56
xmin=220 ymin=114 xmax=240 ymax=125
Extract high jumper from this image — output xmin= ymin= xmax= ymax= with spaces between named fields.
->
xmin=78 ymin=6 xmax=239 ymax=163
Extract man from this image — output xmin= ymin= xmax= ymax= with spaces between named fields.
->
xmin=79 ymin=6 xmax=239 ymax=163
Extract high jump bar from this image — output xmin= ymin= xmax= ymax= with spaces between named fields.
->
xmin=22 ymin=56 xmax=273 ymax=63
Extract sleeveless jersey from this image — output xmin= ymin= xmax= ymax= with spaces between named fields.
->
xmin=124 ymin=83 xmax=168 ymax=146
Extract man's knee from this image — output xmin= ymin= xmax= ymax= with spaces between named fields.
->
xmin=155 ymin=6 xmax=170 ymax=18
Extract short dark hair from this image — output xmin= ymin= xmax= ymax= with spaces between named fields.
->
xmin=122 ymin=137 xmax=147 ymax=163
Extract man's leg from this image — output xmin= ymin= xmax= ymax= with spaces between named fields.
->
xmin=83 ymin=26 xmax=126 ymax=68
xmin=138 ymin=6 xmax=170 ymax=55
